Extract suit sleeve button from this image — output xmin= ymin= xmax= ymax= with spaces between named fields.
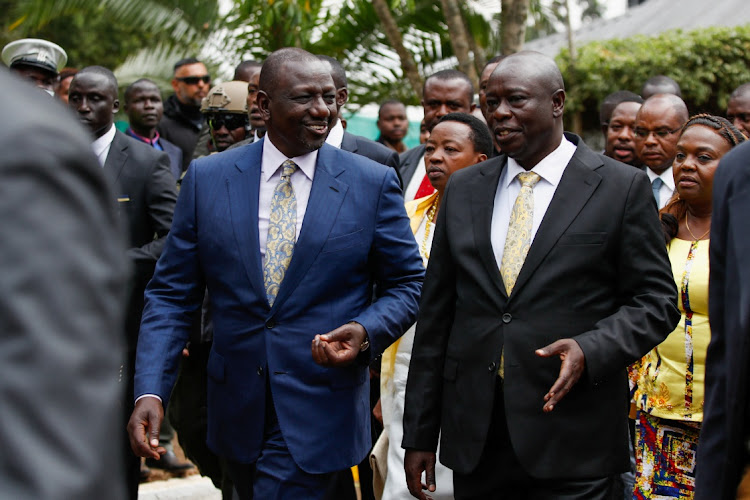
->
xmin=266 ymin=319 xmax=275 ymax=329
xmin=488 ymin=362 xmax=497 ymax=372
xmin=502 ymin=313 xmax=512 ymax=324
xmin=257 ymin=366 xmax=264 ymax=376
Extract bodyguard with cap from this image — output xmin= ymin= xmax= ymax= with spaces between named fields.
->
xmin=2 ymin=38 xmax=66 ymax=94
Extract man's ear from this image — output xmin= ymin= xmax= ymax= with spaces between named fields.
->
xmin=170 ymin=78 xmax=179 ymax=94
xmin=337 ymin=87 xmax=348 ymax=108
xmin=113 ymin=99 xmax=120 ymax=114
xmin=257 ymin=90 xmax=271 ymax=121
xmin=552 ymin=89 xmax=565 ymax=118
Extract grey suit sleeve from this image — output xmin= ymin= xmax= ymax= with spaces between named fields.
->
xmin=574 ymin=170 xmax=680 ymax=382
xmin=0 ymin=75 xmax=129 ymax=499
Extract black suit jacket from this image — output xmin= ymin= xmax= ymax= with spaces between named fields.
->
xmin=398 ymin=143 xmax=426 ymax=190
xmin=402 ymin=134 xmax=680 ymax=478
xmin=160 ymin=137 xmax=184 ymax=181
xmin=695 ymin=141 xmax=750 ymax=500
xmin=106 ymin=131 xmax=177 ymax=351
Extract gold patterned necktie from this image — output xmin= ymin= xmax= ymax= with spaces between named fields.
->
xmin=264 ymin=159 xmax=298 ymax=306
xmin=500 ymin=171 xmax=541 ymax=295
xmin=498 ymin=171 xmax=540 ymax=378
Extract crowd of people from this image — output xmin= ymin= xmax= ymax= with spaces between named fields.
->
xmin=1 ymin=34 xmax=750 ymax=500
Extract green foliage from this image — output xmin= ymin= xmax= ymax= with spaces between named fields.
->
xmin=558 ymin=25 xmax=750 ymax=129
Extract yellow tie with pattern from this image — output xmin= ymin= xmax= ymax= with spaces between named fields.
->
xmin=498 ymin=171 xmax=541 ymax=378
xmin=264 ymin=159 xmax=298 ymax=306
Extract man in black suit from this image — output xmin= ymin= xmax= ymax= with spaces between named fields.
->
xmin=695 ymin=140 xmax=750 ymax=500
xmin=124 ymin=78 xmax=184 ymax=181
xmin=0 ymin=67 xmax=128 ymax=500
xmin=399 ymin=70 xmax=474 ymax=200
xmin=68 ymin=66 xmax=178 ymax=500
xmin=402 ymin=51 xmax=679 ymax=499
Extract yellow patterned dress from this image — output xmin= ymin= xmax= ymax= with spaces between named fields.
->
xmin=633 ymin=238 xmax=710 ymax=499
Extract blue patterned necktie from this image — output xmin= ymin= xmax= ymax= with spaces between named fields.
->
xmin=652 ymin=177 xmax=662 ymax=207
xmin=264 ymin=160 xmax=298 ymax=306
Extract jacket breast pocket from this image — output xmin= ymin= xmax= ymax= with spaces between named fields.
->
xmin=321 ymin=229 xmax=364 ymax=254
xmin=558 ymin=232 xmax=607 ymax=246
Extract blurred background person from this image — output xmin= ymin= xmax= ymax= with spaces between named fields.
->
xmin=0 ymin=67 xmax=128 ymax=500
xmin=379 ymin=112 xmax=492 ymax=500
xmin=633 ymin=114 xmax=746 ymax=499
xmin=376 ymin=99 xmax=409 ymax=154
xmin=641 ymin=75 xmax=682 ymax=100
xmin=55 ymin=67 xmax=77 ymax=103
xmin=727 ymin=82 xmax=750 ymax=138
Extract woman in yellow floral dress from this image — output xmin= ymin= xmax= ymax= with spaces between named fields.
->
xmin=633 ymin=115 xmax=746 ymax=499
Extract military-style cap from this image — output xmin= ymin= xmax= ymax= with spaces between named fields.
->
xmin=200 ymin=81 xmax=249 ymax=114
xmin=2 ymin=38 xmax=67 ymax=75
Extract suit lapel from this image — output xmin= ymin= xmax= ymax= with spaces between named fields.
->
xmin=270 ymin=144 xmax=348 ymax=312
xmin=227 ymin=142 xmax=265 ymax=299
xmin=471 ymin=157 xmax=508 ymax=301
xmin=104 ymin=132 xmax=129 ymax=184
xmin=510 ymin=138 xmax=602 ymax=298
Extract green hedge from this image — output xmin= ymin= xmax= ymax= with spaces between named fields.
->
xmin=557 ymin=24 xmax=750 ymax=129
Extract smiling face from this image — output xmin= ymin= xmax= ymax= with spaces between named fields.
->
xmin=672 ymin=124 xmax=730 ymax=209
xmin=257 ymin=59 xmax=336 ymax=158
xmin=604 ymin=101 xmax=642 ymax=165
xmin=424 ymin=120 xmax=487 ymax=194
xmin=68 ymin=72 xmax=119 ymax=139
xmin=124 ymin=82 xmax=163 ymax=136
xmin=485 ymin=58 xmax=565 ymax=169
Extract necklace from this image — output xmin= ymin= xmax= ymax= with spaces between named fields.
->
xmin=421 ymin=195 xmax=439 ymax=262
xmin=685 ymin=213 xmax=710 ymax=241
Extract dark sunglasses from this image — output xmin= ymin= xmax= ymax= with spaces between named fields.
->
xmin=176 ymin=75 xmax=211 ymax=85
xmin=208 ymin=114 xmax=248 ymax=131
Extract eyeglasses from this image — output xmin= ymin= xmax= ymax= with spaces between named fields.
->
xmin=208 ymin=114 xmax=248 ymax=131
xmin=176 ymin=75 xmax=211 ymax=85
xmin=633 ymin=127 xmax=682 ymax=139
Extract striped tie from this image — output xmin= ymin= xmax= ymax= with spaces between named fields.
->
xmin=264 ymin=160 xmax=298 ymax=306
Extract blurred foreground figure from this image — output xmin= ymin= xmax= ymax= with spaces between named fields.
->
xmin=0 ymin=68 xmax=128 ymax=499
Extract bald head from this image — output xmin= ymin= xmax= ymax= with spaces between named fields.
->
xmin=259 ymin=48 xmax=329 ymax=99
xmin=642 ymin=75 xmax=682 ymax=99
xmin=642 ymin=94 xmax=689 ymax=123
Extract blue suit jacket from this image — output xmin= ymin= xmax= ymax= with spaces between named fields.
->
xmin=135 ymin=140 xmax=424 ymax=473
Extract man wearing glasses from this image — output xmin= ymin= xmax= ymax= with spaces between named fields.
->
xmin=158 ymin=57 xmax=211 ymax=171
xmin=200 ymin=81 xmax=250 ymax=154
xmin=633 ymin=93 xmax=689 ymax=209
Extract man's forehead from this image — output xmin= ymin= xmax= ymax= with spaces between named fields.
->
xmin=424 ymin=78 xmax=471 ymax=97
xmin=176 ymin=62 xmax=207 ymax=76
xmin=637 ymin=100 xmax=680 ymax=123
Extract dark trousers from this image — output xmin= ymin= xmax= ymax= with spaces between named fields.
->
xmin=454 ymin=382 xmax=621 ymax=500
xmin=225 ymin=386 xmax=333 ymax=500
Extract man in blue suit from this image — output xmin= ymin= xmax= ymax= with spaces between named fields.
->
xmin=127 ymin=48 xmax=424 ymax=499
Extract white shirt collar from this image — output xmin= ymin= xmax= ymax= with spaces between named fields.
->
xmin=645 ymin=165 xmax=675 ymax=191
xmin=503 ymin=136 xmax=577 ymax=188
xmin=325 ymin=120 xmax=345 ymax=149
xmin=91 ymin=124 xmax=116 ymax=165
xmin=261 ymin=135 xmax=317 ymax=183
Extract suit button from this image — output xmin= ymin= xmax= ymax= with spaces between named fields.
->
xmin=502 ymin=313 xmax=512 ymax=324
xmin=266 ymin=319 xmax=275 ymax=329
xmin=257 ymin=366 xmax=264 ymax=376
xmin=488 ymin=362 xmax=497 ymax=372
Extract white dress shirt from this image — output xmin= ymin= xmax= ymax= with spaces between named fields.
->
xmin=258 ymin=136 xmax=317 ymax=262
xmin=403 ymin=153 xmax=427 ymax=201
xmin=91 ymin=124 xmax=116 ymax=167
xmin=491 ymin=137 xmax=577 ymax=270
xmin=645 ymin=166 xmax=675 ymax=210
xmin=325 ymin=120 xmax=345 ymax=149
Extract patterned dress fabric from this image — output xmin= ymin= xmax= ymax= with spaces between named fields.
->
xmin=263 ymin=160 xmax=298 ymax=306
xmin=498 ymin=171 xmax=540 ymax=378
xmin=633 ymin=238 xmax=710 ymax=499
